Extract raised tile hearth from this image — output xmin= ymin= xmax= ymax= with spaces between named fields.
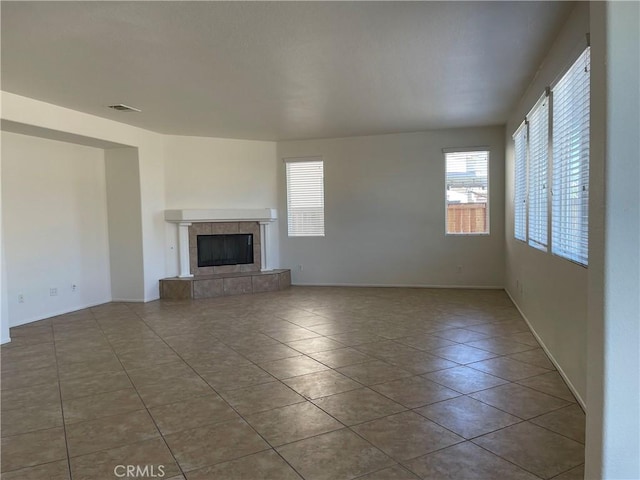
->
xmin=160 ymin=270 xmax=291 ymax=300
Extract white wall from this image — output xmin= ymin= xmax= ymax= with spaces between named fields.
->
xmin=504 ymin=3 xmax=589 ymax=404
xmin=0 ymin=133 xmax=9 ymax=343
xmin=1 ymin=92 xmax=166 ymax=302
xmin=0 ymin=95 xmax=282 ymax=307
xmin=105 ymin=148 xmax=145 ymax=301
xmin=586 ymin=2 xmax=640 ymax=478
xmin=163 ymin=135 xmax=279 ymax=275
xmin=1 ymin=132 xmax=112 ymax=326
xmin=277 ymin=127 xmax=505 ymax=287
xmin=137 ymin=138 xmax=168 ymax=301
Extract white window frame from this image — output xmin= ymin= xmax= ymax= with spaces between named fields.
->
xmin=513 ymin=121 xmax=528 ymax=242
xmin=526 ymin=92 xmax=550 ymax=251
xmin=284 ymin=156 xmax=325 ymax=238
xmin=444 ymin=147 xmax=490 ymax=236
xmin=512 ymin=44 xmax=590 ymax=268
xmin=551 ymin=47 xmax=590 ymax=266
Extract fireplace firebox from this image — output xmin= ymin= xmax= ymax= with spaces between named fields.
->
xmin=197 ymin=234 xmax=254 ymax=267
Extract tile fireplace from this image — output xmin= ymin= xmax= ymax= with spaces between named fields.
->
xmin=161 ymin=209 xmax=290 ymax=299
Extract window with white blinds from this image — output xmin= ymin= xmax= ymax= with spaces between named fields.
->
xmin=285 ymin=158 xmax=325 ymax=237
xmin=513 ymin=124 xmax=528 ymax=242
xmin=527 ymin=95 xmax=549 ymax=250
xmin=551 ymin=47 xmax=590 ymax=266
xmin=512 ymin=44 xmax=590 ymax=266
xmin=445 ymin=150 xmax=489 ymax=235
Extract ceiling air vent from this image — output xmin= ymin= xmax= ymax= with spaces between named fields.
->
xmin=108 ymin=104 xmax=141 ymax=112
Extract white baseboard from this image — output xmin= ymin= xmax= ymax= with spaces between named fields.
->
xmin=505 ymin=288 xmax=586 ymax=411
xmin=1 ymin=335 xmax=11 ymax=345
xmin=291 ymin=282 xmax=504 ymax=290
xmin=9 ymin=299 xmax=112 ymax=328
xmin=144 ymin=293 xmax=160 ymax=302
xmin=9 ymin=297 xmax=151 ymax=330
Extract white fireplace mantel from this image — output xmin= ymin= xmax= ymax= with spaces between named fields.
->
xmin=165 ymin=209 xmax=278 ymax=277
xmin=165 ymin=208 xmax=277 ymax=223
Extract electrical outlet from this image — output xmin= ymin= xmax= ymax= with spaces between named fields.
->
xmin=297 ymin=264 xmax=303 ymax=271
xmin=18 ymin=294 xmax=24 ymax=304
xmin=50 ymin=288 xmax=58 ymax=296
xmin=72 ymin=284 xmax=77 ymax=292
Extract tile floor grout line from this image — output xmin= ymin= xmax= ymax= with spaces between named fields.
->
xmin=346 ymin=402 xmax=467 ymax=440
xmin=395 ymin=436 xmax=470 ymax=465
xmin=269 ymin=448 xmax=310 ymax=480
xmin=462 ymin=363 xmax=554 ymax=383
xmin=308 ymin=390 xmax=408 ymax=429
xmin=524 ymin=405 xmax=586 ymax=444
xmin=416 ymin=374 xmax=508 ymax=396
xmin=50 ymin=320 xmax=77 ymax=480
xmin=527 ymin=421 xmax=586 ymax=446
xmin=549 ymin=463 xmax=586 ymax=479
xmin=460 ymin=387 xmax=552 ymax=421
xmin=409 ymin=399 xmax=529 ymax=441
xmin=3 ymin=289 xmax=584 ymax=480
xmin=350 ymin=462 xmax=415 ymax=480
xmin=208 ymin=364 xmax=356 ymax=479
xmin=509 ymin=381 xmax=580 ymax=404
xmin=58 ymin=396 xmax=211 ymax=429
xmin=56 ymin=376 xmax=145 ymax=404
xmin=412 ymin=380 xmax=576 ymax=429
xmin=514 ymin=380 xmax=581 ymax=404
xmin=122 ymin=302 xmax=319 ymax=478
xmin=468 ymin=436 xmax=551 ymax=479
xmin=345 ymin=417 xmax=468 ymax=474
xmin=88 ymin=304 xmax=190 ymax=480
xmin=171 ymin=379 xmax=317 ymax=478
xmin=0 ymin=455 xmax=72 ymax=477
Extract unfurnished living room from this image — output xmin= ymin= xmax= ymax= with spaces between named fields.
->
xmin=0 ymin=2 xmax=638 ymax=480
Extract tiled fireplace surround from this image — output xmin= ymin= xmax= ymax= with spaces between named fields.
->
xmin=189 ymin=221 xmax=262 ymax=276
xmin=160 ymin=211 xmax=291 ymax=300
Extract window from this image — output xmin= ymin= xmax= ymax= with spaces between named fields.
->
xmin=513 ymin=123 xmax=528 ymax=241
xmin=445 ymin=150 xmax=489 ymax=235
xmin=285 ymin=157 xmax=325 ymax=237
xmin=527 ymin=94 xmax=549 ymax=250
xmin=551 ymin=47 xmax=590 ymax=266
xmin=512 ymin=46 xmax=590 ymax=267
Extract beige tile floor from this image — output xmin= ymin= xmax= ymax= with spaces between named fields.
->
xmin=0 ymin=287 xmax=585 ymax=479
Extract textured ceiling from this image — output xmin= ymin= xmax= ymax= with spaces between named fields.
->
xmin=1 ymin=2 xmax=572 ymax=141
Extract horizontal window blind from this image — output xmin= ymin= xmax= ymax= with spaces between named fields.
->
xmin=445 ymin=150 xmax=489 ymax=235
xmin=527 ymin=95 xmax=549 ymax=250
xmin=513 ymin=124 xmax=527 ymax=241
xmin=552 ymin=47 xmax=590 ymax=266
xmin=285 ymin=158 xmax=325 ymax=237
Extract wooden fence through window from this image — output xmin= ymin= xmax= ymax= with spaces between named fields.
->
xmin=447 ymin=204 xmax=487 ymax=234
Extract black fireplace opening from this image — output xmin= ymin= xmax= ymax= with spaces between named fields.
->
xmin=197 ymin=234 xmax=254 ymax=267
